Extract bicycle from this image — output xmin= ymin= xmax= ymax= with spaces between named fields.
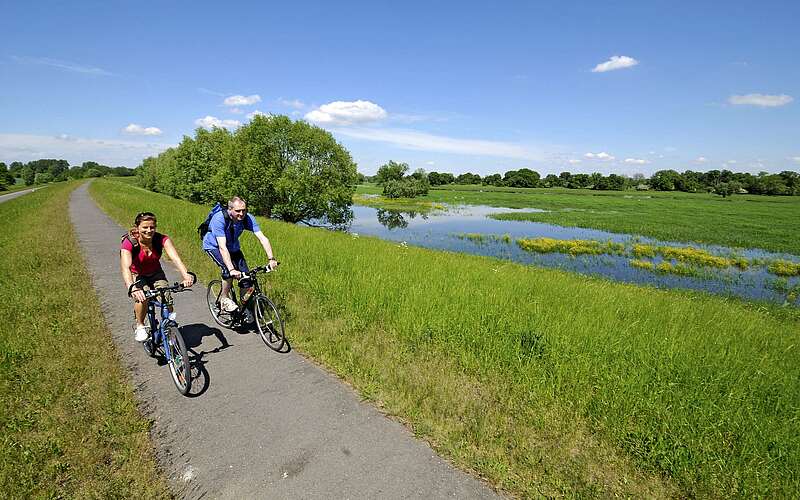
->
xmin=128 ymin=272 xmax=196 ymax=395
xmin=206 ymin=265 xmax=286 ymax=351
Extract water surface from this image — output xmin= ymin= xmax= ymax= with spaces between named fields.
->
xmin=343 ymin=205 xmax=800 ymax=306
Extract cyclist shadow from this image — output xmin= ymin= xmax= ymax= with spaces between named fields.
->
xmin=179 ymin=323 xmax=233 ymax=398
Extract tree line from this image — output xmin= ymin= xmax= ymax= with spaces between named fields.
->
xmin=360 ymin=167 xmax=800 ymax=197
xmin=0 ymin=159 xmax=134 ymax=190
xmin=136 ymin=115 xmax=358 ymax=226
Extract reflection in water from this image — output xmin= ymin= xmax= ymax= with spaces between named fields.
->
xmin=376 ymin=209 xmax=428 ymax=230
xmin=344 ymin=204 xmax=800 ymax=306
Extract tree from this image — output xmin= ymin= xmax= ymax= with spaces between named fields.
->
xmin=34 ymin=172 xmax=54 ymax=184
xmin=503 ymin=168 xmax=539 ymax=188
xmin=22 ymin=166 xmax=35 ymax=185
xmin=232 ymin=115 xmax=358 ymax=225
xmin=456 ymin=172 xmax=482 ymax=185
xmin=650 ymin=170 xmax=681 ymax=191
xmin=482 ymin=173 xmax=503 ymax=186
xmin=376 ymin=161 xmax=409 ymax=185
xmin=541 ymin=174 xmax=561 ymax=188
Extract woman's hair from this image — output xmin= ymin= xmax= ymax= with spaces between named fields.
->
xmin=130 ymin=212 xmax=157 ymax=239
xmin=134 ymin=211 xmax=157 ymax=226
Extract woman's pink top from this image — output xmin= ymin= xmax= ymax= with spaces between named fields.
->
xmin=121 ymin=234 xmax=169 ymax=275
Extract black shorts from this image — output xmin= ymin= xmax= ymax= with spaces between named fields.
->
xmin=205 ymin=248 xmax=251 ymax=287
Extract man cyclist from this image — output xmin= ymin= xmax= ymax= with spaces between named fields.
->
xmin=202 ymin=196 xmax=278 ymax=321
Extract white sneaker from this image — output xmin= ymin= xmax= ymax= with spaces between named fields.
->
xmin=220 ymin=297 xmax=238 ymax=312
xmin=134 ymin=325 xmax=149 ymax=342
xmin=168 ymin=311 xmax=177 ymax=322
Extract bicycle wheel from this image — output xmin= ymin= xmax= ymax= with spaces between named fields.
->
xmin=165 ymin=326 xmax=191 ymax=395
xmin=206 ymin=280 xmax=235 ymax=329
xmin=254 ymin=295 xmax=285 ymax=351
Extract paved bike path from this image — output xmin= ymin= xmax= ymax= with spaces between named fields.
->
xmin=70 ymin=183 xmax=500 ymax=499
xmin=0 ymin=187 xmax=38 ymax=203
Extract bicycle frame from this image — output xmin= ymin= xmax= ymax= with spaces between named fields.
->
xmin=146 ymin=293 xmax=178 ymax=362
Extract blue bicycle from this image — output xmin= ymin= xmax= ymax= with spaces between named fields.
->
xmin=128 ymin=272 xmax=196 ymax=395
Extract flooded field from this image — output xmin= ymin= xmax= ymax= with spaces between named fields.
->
xmin=346 ymin=204 xmax=800 ymax=305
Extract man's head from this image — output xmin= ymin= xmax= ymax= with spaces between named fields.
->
xmin=227 ymin=196 xmax=247 ymax=222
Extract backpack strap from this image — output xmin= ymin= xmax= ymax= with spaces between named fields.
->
xmin=121 ymin=233 xmax=140 ymax=256
xmin=152 ymin=232 xmax=165 ymax=257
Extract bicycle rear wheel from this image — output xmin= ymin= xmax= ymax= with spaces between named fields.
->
xmin=254 ymin=295 xmax=285 ymax=351
xmin=165 ymin=326 xmax=191 ymax=395
xmin=206 ymin=280 xmax=236 ymax=329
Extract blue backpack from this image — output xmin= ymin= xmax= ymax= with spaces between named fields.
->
xmin=197 ymin=202 xmax=233 ymax=241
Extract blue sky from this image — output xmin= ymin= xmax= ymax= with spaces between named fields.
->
xmin=1 ymin=0 xmax=798 ymax=175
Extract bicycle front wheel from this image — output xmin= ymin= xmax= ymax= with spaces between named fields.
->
xmin=206 ymin=280 xmax=235 ymax=329
xmin=254 ymin=295 xmax=285 ymax=351
xmin=165 ymin=326 xmax=191 ymax=395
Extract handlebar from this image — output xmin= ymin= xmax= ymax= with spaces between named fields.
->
xmin=128 ymin=271 xmax=197 ymax=298
xmin=236 ymin=262 xmax=279 ymax=280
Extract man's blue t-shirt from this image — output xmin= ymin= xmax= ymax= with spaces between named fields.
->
xmin=202 ymin=211 xmax=261 ymax=251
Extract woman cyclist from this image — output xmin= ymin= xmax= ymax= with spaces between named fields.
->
xmin=120 ymin=212 xmax=194 ymax=342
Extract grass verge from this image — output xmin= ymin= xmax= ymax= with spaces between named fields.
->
xmin=0 ymin=182 xmax=169 ymax=498
xmin=93 ymin=179 xmax=800 ymax=498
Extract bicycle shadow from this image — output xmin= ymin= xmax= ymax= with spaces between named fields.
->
xmin=179 ymin=323 xmax=233 ymax=398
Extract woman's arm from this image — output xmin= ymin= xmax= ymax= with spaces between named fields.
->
xmin=121 ymin=248 xmax=146 ymax=302
xmin=162 ymin=237 xmax=193 ymax=286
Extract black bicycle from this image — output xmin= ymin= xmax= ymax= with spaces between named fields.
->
xmin=128 ymin=272 xmax=196 ymax=395
xmin=206 ymin=265 xmax=286 ymax=351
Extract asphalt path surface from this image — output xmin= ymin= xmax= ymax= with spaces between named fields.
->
xmin=70 ymin=183 xmax=500 ymax=499
xmin=0 ymin=187 xmax=37 ymax=203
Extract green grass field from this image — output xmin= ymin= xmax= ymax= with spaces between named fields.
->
xmin=93 ymin=179 xmax=800 ymax=498
xmin=0 ymin=182 xmax=169 ymax=497
xmin=356 ymin=184 xmax=800 ymax=255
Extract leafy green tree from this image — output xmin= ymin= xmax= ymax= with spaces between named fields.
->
xmin=482 ymin=173 xmax=503 ymax=186
xmin=456 ymin=172 xmax=482 ymax=185
xmin=376 ymin=161 xmax=409 ymax=186
xmin=541 ymin=174 xmax=561 ymax=188
xmin=34 ymin=172 xmax=54 ymax=184
xmin=85 ymin=168 xmax=103 ymax=178
xmin=650 ymin=170 xmax=681 ymax=191
xmin=22 ymin=166 xmax=35 ymax=185
xmin=232 ymin=115 xmax=358 ymax=225
xmin=503 ymin=169 xmax=538 ymax=187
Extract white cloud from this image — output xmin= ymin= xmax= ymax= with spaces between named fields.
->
xmin=624 ymin=158 xmax=650 ymax=165
xmin=12 ymin=55 xmax=113 ymax=76
xmin=0 ymin=133 xmax=171 ymax=167
xmin=695 ymin=156 xmax=709 ymax=163
xmin=305 ymin=100 xmax=388 ymax=125
xmin=791 ymin=157 xmax=800 ymax=163
xmin=194 ymin=115 xmax=241 ymax=129
xmin=229 ymin=107 xmax=243 ymax=114
xmin=247 ymin=110 xmax=269 ymax=120
xmin=123 ymin=123 xmax=163 ymax=136
xmin=728 ymin=93 xmax=793 ymax=107
xmin=584 ymin=152 xmax=615 ymax=161
xmin=223 ymin=94 xmax=261 ymax=107
xmin=726 ymin=160 xmax=737 ymax=164
xmin=568 ymin=159 xmax=582 ymax=164
xmin=331 ymin=127 xmax=541 ymax=160
xmin=277 ymin=98 xmax=305 ymax=109
xmin=591 ymin=55 xmax=638 ymax=73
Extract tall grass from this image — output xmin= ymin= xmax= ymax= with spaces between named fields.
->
xmin=0 ymin=182 xmax=169 ymax=498
xmin=93 ymin=179 xmax=800 ymax=498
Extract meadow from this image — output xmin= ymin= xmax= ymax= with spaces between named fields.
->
xmin=356 ymin=184 xmax=800 ymax=255
xmin=92 ymin=179 xmax=799 ymax=498
xmin=0 ymin=182 xmax=169 ymax=498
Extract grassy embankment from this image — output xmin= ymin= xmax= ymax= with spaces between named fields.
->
xmin=92 ymin=179 xmax=799 ymax=498
xmin=0 ymin=183 xmax=169 ymax=497
xmin=355 ymin=183 xmax=800 ymax=255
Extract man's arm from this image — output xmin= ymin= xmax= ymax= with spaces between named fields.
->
xmin=254 ymin=231 xmax=277 ymax=269
xmin=215 ymin=236 xmax=241 ymax=277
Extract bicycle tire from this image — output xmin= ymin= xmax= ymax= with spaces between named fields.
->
xmin=206 ymin=280 xmax=236 ymax=329
xmin=165 ymin=325 xmax=191 ymax=395
xmin=254 ymin=295 xmax=285 ymax=351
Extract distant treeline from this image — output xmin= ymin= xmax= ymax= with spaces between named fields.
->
xmin=0 ymin=159 xmax=134 ymax=190
xmin=360 ymin=168 xmax=800 ymax=196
